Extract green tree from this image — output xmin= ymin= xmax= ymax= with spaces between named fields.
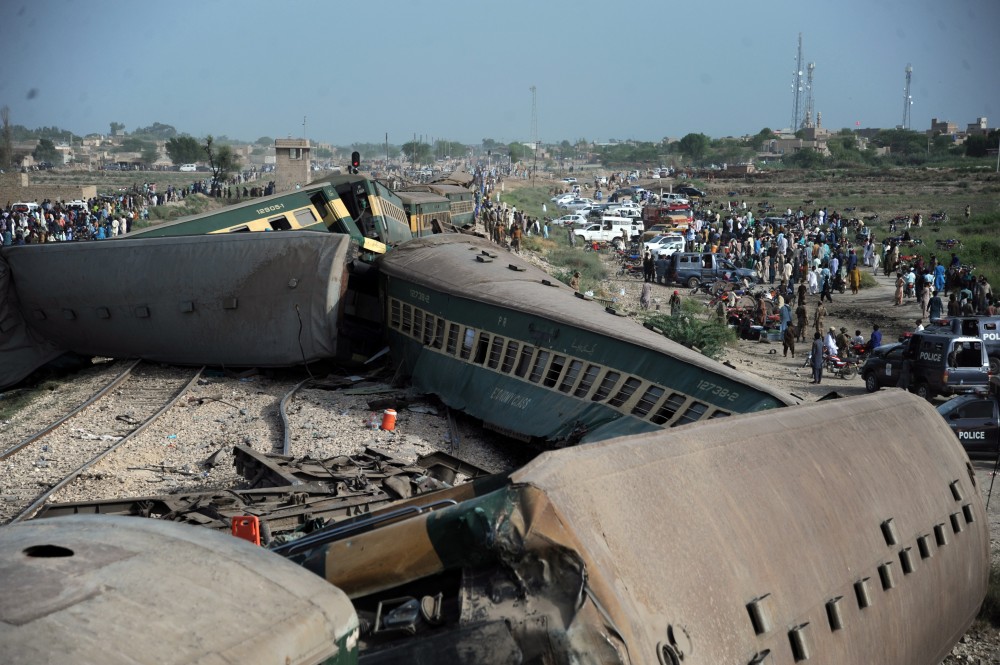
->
xmin=255 ymin=136 xmax=274 ymax=146
xmin=752 ymin=127 xmax=776 ymax=148
xmin=141 ymin=144 xmax=160 ymax=165
xmin=133 ymin=122 xmax=177 ymax=139
xmin=401 ymin=141 xmax=433 ymax=164
xmin=33 ymin=138 xmax=59 ymax=164
xmin=507 ymin=142 xmax=529 ymax=163
xmin=203 ymin=135 xmax=239 ymax=183
xmin=313 ymin=147 xmax=333 ymax=159
xmin=678 ymin=133 xmax=710 ymax=162
xmin=784 ymin=148 xmax=826 ymax=169
xmin=165 ymin=136 xmax=202 ymax=164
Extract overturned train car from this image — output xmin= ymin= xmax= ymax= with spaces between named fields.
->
xmin=0 ymin=230 xmax=383 ymax=385
xmin=377 ymin=233 xmax=797 ymax=445
xmin=290 ymin=390 xmax=989 ymax=664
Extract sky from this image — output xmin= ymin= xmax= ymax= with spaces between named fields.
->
xmin=2 ymin=0 xmax=998 ymax=148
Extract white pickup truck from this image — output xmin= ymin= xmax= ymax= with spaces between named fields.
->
xmin=573 ymin=216 xmax=644 ymax=246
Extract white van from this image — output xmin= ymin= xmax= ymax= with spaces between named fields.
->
xmin=179 ymin=163 xmax=197 ymax=172
xmin=11 ymin=202 xmax=40 ymax=215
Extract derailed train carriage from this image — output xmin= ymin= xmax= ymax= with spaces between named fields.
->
xmin=3 ymin=391 xmax=988 ymax=664
xmin=377 ymin=233 xmax=797 ymax=444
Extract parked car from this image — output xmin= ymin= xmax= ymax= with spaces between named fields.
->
xmin=675 ymin=186 xmax=706 ymax=199
xmin=551 ymin=194 xmax=576 ymax=205
xmin=559 ymin=198 xmax=593 ymax=211
xmin=552 ymin=214 xmax=587 ymax=227
xmin=936 ymin=394 xmax=1000 ymax=456
xmin=561 ymin=177 xmax=577 ymax=184
xmin=644 ymin=235 xmax=685 ymax=256
xmin=179 ymin=163 xmax=198 ymax=172
xmin=667 ymin=252 xmax=757 ymax=288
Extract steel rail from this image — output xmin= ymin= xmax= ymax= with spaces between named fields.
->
xmin=0 ymin=359 xmax=142 ymax=462
xmin=8 ymin=367 xmax=205 ymax=524
xmin=278 ymin=377 xmax=312 ymax=456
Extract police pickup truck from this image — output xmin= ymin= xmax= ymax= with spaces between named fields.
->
xmin=926 ymin=316 xmax=1000 ymax=375
xmin=937 ymin=391 xmax=1000 ymax=456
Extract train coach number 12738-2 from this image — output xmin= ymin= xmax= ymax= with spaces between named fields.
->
xmin=697 ymin=380 xmax=739 ymax=402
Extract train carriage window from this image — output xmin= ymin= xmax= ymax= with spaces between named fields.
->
xmin=389 ymin=299 xmax=401 ymax=329
xmin=268 ymin=214 xmax=293 ymax=231
xmin=474 ymin=333 xmax=490 ymax=364
xmin=514 ymin=345 xmax=535 ymax=378
xmin=460 ymin=328 xmax=475 ymax=360
xmin=487 ymin=336 xmax=504 ymax=369
xmin=632 ymin=385 xmax=665 ymax=417
xmin=559 ymin=359 xmax=583 ymax=393
xmin=228 ymin=225 xmax=251 ymax=233
xmin=709 ymin=410 xmax=731 ymax=419
xmin=401 ymin=304 xmax=413 ymax=335
xmin=432 ymin=318 xmax=445 ymax=349
xmin=292 ymin=208 xmax=317 ymax=229
xmin=574 ymin=364 xmax=601 ymax=398
xmin=529 ymin=350 xmax=551 ymax=383
xmin=592 ymin=371 xmax=621 ymax=402
xmin=608 ymin=376 xmax=642 ymax=408
xmin=501 ymin=341 xmax=520 ymax=373
xmin=674 ymin=401 xmax=709 ymax=426
xmin=544 ymin=354 xmax=566 ymax=388
xmin=651 ymin=392 xmax=687 ymax=425
xmin=446 ymin=323 xmax=460 ymax=355
xmin=423 ymin=313 xmax=435 ymax=346
xmin=413 ymin=310 xmax=424 ymax=341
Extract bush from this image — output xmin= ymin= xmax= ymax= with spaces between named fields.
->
xmin=643 ymin=312 xmax=737 ymax=360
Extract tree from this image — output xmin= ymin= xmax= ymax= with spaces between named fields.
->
xmin=133 ymin=122 xmax=177 ymax=139
xmin=203 ymin=135 xmax=239 ymax=184
xmin=401 ymin=141 xmax=432 ymax=164
xmin=33 ymin=138 xmax=59 ymax=164
xmin=141 ymin=144 xmax=160 ymax=165
xmin=165 ymin=136 xmax=203 ymax=164
xmin=678 ymin=133 xmax=709 ymax=162
xmin=313 ymin=147 xmax=333 ymax=159
xmin=507 ymin=142 xmax=529 ymax=163
xmin=255 ymin=136 xmax=274 ymax=147
xmin=109 ymin=121 xmax=125 ymax=135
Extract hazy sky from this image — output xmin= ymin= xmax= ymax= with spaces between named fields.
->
xmin=3 ymin=0 xmax=998 ymax=147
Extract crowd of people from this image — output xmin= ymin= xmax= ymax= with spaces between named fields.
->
xmin=1 ymin=170 xmax=273 ymax=246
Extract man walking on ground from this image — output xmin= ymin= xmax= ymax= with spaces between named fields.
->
xmin=810 ymin=333 xmax=825 ymax=384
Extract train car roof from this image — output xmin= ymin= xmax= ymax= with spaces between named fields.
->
xmin=431 ymin=169 xmax=474 ymax=186
xmin=0 ymin=515 xmax=358 ymax=664
xmin=394 ymin=190 xmax=450 ymax=205
xmin=505 ymin=390 xmax=987 ymax=663
xmin=377 ymin=234 xmax=795 ymax=406
xmin=403 ymin=183 xmax=474 ymax=197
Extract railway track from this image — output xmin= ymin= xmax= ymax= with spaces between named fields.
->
xmin=0 ymin=362 xmax=203 ymax=524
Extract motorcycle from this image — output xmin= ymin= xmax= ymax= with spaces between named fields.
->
xmin=803 ymin=350 xmax=860 ymax=379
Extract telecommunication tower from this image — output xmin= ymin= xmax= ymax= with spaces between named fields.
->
xmin=902 ymin=64 xmax=913 ymax=130
xmin=530 ymin=85 xmax=538 ymax=181
xmin=790 ymin=33 xmax=804 ymax=132
xmin=802 ymin=62 xmax=815 ymax=129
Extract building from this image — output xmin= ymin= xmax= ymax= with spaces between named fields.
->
xmin=273 ymin=138 xmax=311 ymax=192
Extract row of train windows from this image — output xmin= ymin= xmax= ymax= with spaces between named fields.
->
xmin=450 ymin=201 xmax=474 ymax=214
xmin=225 ymin=207 xmax=318 ymax=233
xmin=388 ymin=298 xmax=729 ymax=427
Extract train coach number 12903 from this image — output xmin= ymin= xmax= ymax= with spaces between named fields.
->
xmin=697 ymin=380 xmax=739 ymax=402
